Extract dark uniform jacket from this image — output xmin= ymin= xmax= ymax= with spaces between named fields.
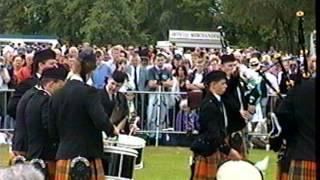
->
xmin=99 ymin=88 xmax=130 ymax=133
xmin=222 ymin=76 xmax=247 ymax=134
xmin=25 ymin=89 xmax=57 ymax=160
xmin=197 ymin=92 xmax=228 ymax=153
xmin=48 ymin=80 xmax=115 ymax=159
xmin=12 ymin=86 xmax=38 ymax=152
xmin=275 ymin=78 xmax=315 ymax=161
xmin=8 ymin=75 xmax=39 ymax=118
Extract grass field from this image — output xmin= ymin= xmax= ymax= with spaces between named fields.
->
xmin=0 ymin=145 xmax=277 ymax=180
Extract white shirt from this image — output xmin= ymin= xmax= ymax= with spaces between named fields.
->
xmin=68 ymin=73 xmax=83 ymax=82
xmin=192 ymin=72 xmax=203 ymax=84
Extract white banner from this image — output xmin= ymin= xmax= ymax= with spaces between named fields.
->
xmin=169 ymin=30 xmax=220 ymax=41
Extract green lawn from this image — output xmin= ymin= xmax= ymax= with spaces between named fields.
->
xmin=0 ymin=145 xmax=277 ymax=180
xmin=135 ymin=146 xmax=277 ymax=180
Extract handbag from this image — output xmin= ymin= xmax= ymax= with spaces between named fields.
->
xmin=190 ymin=134 xmax=216 ymax=157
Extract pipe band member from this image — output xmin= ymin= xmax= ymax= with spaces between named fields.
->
xmin=275 ymin=77 xmax=315 ymax=180
xmin=12 ymin=49 xmax=57 ymax=159
xmin=25 ymin=65 xmax=68 ymax=179
xmin=48 ymin=48 xmax=119 ymax=180
xmin=190 ymin=70 xmax=242 ymax=180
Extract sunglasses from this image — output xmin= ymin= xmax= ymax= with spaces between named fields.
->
xmin=250 ymin=63 xmax=259 ymax=67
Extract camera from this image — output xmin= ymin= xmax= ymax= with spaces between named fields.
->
xmin=156 ymin=71 xmax=169 ymax=85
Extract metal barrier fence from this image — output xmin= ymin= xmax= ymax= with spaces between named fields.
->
xmin=0 ymin=88 xmax=285 ymax=147
xmin=0 ymin=89 xmax=15 ymax=129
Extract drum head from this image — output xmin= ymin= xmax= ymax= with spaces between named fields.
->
xmin=216 ymin=160 xmax=263 ymax=180
xmin=117 ymin=135 xmax=146 ymax=148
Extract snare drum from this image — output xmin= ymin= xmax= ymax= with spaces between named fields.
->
xmin=105 ymin=135 xmax=146 ymax=169
xmin=103 ymin=146 xmax=138 ymax=180
xmin=117 ymin=135 xmax=146 ymax=169
xmin=216 ymin=160 xmax=264 ymax=180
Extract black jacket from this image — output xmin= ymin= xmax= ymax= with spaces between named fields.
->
xmin=48 ymin=80 xmax=115 ymax=159
xmin=12 ymin=86 xmax=38 ymax=152
xmin=197 ymin=92 xmax=228 ymax=154
xmin=275 ymin=78 xmax=315 ymax=161
xmin=99 ymin=88 xmax=129 ymax=133
xmin=8 ymin=76 xmax=39 ymax=118
xmin=222 ymin=76 xmax=247 ymax=133
xmin=25 ymin=89 xmax=57 ymax=160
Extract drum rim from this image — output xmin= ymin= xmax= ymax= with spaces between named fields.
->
xmin=104 ymin=146 xmax=138 ymax=157
xmin=104 ymin=175 xmax=133 ymax=180
xmin=217 ymin=159 xmax=264 ymax=180
xmin=117 ymin=143 xmax=145 ymax=149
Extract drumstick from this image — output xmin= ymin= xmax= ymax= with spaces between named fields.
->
xmin=129 ymin=117 xmax=140 ymax=136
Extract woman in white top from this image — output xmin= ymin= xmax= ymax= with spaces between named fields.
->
xmin=115 ymin=57 xmax=135 ymax=92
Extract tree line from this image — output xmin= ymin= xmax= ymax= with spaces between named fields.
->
xmin=0 ymin=0 xmax=315 ymax=53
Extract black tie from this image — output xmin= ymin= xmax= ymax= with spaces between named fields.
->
xmin=218 ymin=100 xmax=228 ymax=128
xmin=134 ymin=67 xmax=138 ymax=90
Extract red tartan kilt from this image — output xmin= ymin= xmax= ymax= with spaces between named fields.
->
xmin=54 ymin=158 xmax=105 ymax=180
xmin=192 ymin=151 xmax=227 ymax=180
xmin=277 ymin=161 xmax=289 ymax=180
xmin=46 ymin=161 xmax=56 ymax=180
xmin=288 ymin=160 xmax=317 ymax=180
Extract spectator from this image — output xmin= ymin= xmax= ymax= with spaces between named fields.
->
xmin=186 ymin=58 xmax=206 ymax=91
xmin=91 ymin=50 xmax=112 ymax=89
xmin=308 ymin=55 xmax=316 ymax=77
xmin=0 ymin=56 xmax=11 ymax=89
xmin=147 ymin=53 xmax=173 ymax=137
xmin=16 ymin=53 xmax=33 ymax=83
xmin=106 ymin=45 xmax=124 ymax=73
xmin=11 ymin=55 xmax=25 ymax=86
xmin=127 ymin=55 xmax=148 ymax=91
xmin=175 ymin=99 xmax=199 ymax=133
xmin=115 ymin=57 xmax=135 ymax=92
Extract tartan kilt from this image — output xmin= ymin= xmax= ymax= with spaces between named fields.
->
xmin=288 ymin=160 xmax=317 ymax=180
xmin=277 ymin=161 xmax=289 ymax=180
xmin=55 ymin=158 xmax=105 ymax=180
xmin=46 ymin=160 xmax=56 ymax=180
xmin=192 ymin=151 xmax=227 ymax=180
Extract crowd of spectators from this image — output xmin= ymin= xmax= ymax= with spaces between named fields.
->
xmin=0 ymin=42 xmax=317 ymax=136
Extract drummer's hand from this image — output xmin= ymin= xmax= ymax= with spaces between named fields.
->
xmin=247 ymin=105 xmax=256 ymax=114
xmin=129 ymin=124 xmax=140 ymax=135
xmin=113 ymin=125 xmax=120 ymax=136
xmin=228 ymin=148 xmax=242 ymax=160
xmin=240 ymin=110 xmax=252 ymax=122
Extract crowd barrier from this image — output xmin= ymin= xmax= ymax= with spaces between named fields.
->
xmin=0 ymin=89 xmax=15 ymax=130
xmin=0 ymin=88 xmax=285 ymax=147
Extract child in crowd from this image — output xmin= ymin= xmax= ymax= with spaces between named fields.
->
xmin=175 ymin=99 xmax=199 ymax=134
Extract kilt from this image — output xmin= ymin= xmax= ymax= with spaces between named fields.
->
xmin=46 ymin=161 xmax=56 ymax=180
xmin=277 ymin=161 xmax=289 ymax=180
xmin=192 ymin=151 xmax=227 ymax=180
xmin=288 ymin=160 xmax=317 ymax=180
xmin=55 ymin=158 xmax=104 ymax=180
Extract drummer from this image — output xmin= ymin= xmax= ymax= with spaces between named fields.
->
xmin=99 ymin=70 xmax=139 ymax=134
xmin=48 ymin=48 xmax=119 ymax=180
